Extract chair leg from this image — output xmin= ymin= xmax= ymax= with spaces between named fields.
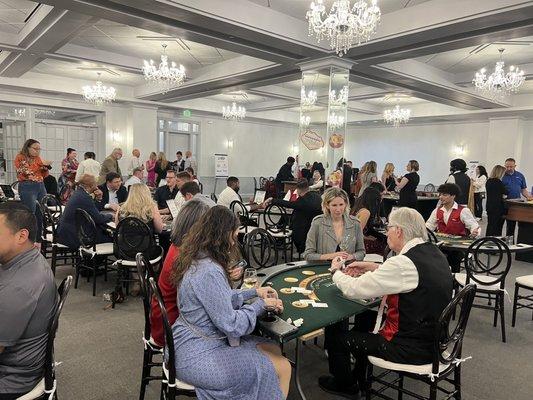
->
xmin=499 ymin=293 xmax=506 ymax=343
xmin=74 ymin=257 xmax=81 ymax=289
xmin=139 ymin=349 xmax=149 ymax=400
xmin=512 ymin=283 xmax=519 ymax=327
xmin=92 ymin=258 xmax=97 ymax=297
xmin=493 ymin=296 xmax=498 ymax=327
xmin=51 ymin=246 xmax=57 ymax=276
xmin=365 ymin=364 xmax=372 ymax=400
xmin=454 ymin=364 xmax=462 ymax=400
xmin=429 ymin=381 xmax=438 ymax=400
xmin=397 ymin=374 xmax=404 ymax=400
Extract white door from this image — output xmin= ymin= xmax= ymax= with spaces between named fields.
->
xmin=1 ymin=121 xmax=26 ymax=183
xmin=166 ymin=132 xmax=190 ymax=162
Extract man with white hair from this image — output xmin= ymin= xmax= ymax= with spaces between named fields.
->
xmin=318 ymin=208 xmax=453 ymax=397
xmin=127 ymin=148 xmax=144 ymax=177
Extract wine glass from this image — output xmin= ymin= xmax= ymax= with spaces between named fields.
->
xmin=339 ymin=234 xmax=351 ymax=252
xmin=243 ymin=268 xmax=258 ymax=289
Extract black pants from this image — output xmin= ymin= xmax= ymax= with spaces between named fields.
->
xmin=486 ymin=213 xmax=505 ymax=237
xmin=506 ymin=220 xmax=516 ymax=237
xmin=325 ymin=311 xmax=422 ymax=389
xmin=474 ymin=192 xmax=484 ymax=218
xmin=442 ymin=250 xmax=464 ymax=273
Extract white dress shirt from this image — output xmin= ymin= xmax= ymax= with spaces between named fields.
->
xmin=217 ymin=187 xmax=240 ymax=208
xmin=127 ymin=156 xmax=142 ymax=176
xmin=75 ymin=158 xmax=101 ymax=182
xmin=425 ymin=202 xmax=480 ymax=236
xmin=332 ymin=238 xmax=423 ymax=300
xmin=105 ymin=186 xmax=119 ymax=209
xmin=124 ymin=175 xmax=142 ymax=189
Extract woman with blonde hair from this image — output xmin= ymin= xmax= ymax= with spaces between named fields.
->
xmin=359 ymin=160 xmax=378 ymax=194
xmin=485 ymin=165 xmax=508 ymax=236
xmin=155 ymin=151 xmax=171 ymax=187
xmin=115 ymin=183 xmax=163 ymax=234
xmin=395 ymin=160 xmax=420 ymax=209
xmin=146 ymin=151 xmax=157 ymax=187
xmin=381 ymin=163 xmax=396 ymax=192
xmin=304 ymin=187 xmax=365 ymax=262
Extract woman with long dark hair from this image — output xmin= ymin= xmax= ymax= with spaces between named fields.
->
xmin=14 ymin=139 xmax=52 ymax=245
xmin=472 ymin=165 xmax=488 ymax=220
xmin=352 ymin=187 xmax=387 ymax=255
xmin=59 ymin=147 xmax=78 ymax=203
xmin=172 ymin=206 xmax=291 ymax=399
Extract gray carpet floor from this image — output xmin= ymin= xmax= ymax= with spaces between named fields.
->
xmin=51 ymin=232 xmax=533 ymax=399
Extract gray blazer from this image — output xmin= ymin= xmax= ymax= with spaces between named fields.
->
xmin=303 ymin=214 xmax=365 ymax=261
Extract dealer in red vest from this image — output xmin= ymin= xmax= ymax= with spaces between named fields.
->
xmin=426 ymin=183 xmax=480 ymax=272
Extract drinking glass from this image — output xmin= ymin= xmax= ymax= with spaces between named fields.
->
xmin=243 ymin=268 xmax=258 ymax=289
xmin=339 ymin=234 xmax=351 ymax=252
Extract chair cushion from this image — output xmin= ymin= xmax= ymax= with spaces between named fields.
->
xmin=80 ymin=242 xmax=114 ymax=256
xmin=455 ymin=273 xmax=502 ymax=292
xmin=17 ymin=378 xmax=45 ymax=399
xmin=368 ymin=356 xmax=449 ymax=376
xmin=268 ymin=229 xmax=292 ymax=238
xmin=516 ymin=275 xmax=533 ymax=288
xmin=116 ymin=254 xmax=162 ymax=267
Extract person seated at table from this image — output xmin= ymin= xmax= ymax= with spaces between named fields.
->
xmin=319 ymin=207 xmax=453 ymax=397
xmin=217 ymin=176 xmax=261 ymax=212
xmin=185 ymin=166 xmax=200 ymax=184
xmin=304 ymin=187 xmax=365 ymax=262
xmin=57 ymin=174 xmax=113 ymax=249
xmin=351 ymin=187 xmax=387 ymax=255
xmin=114 ymin=183 xmax=163 ymax=234
xmin=95 ymin=172 xmax=127 ymax=212
xmin=264 ymin=179 xmax=322 ymax=255
xmin=124 ymin=167 xmax=143 ymax=189
xmin=309 ymin=170 xmax=324 ymax=191
xmin=172 ymin=206 xmax=290 ymax=399
xmin=173 ymin=171 xmax=192 ymax=214
xmin=0 ymin=202 xmax=58 ymax=400
xmin=180 ymin=181 xmax=216 ymax=208
xmin=426 ymin=183 xmax=480 ymax=272
xmin=153 ymin=169 xmax=179 ymax=214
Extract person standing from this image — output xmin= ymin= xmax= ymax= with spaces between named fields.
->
xmin=172 ymin=151 xmax=185 ymax=172
xmin=274 ymin=156 xmax=296 ymax=197
xmin=472 ymin=165 xmax=488 ymax=220
xmin=381 ymin=163 xmax=396 ymax=192
xmin=184 ymin=150 xmax=197 ymax=174
xmin=75 ymin=152 xmax=101 ymax=182
xmin=59 ymin=147 xmax=79 ymax=204
xmin=359 ymin=161 xmax=378 ymax=194
xmin=395 ymin=160 xmax=420 ymax=209
xmin=14 ymin=139 xmax=52 ymax=245
xmin=98 ymin=148 xmax=122 ymax=185
xmin=0 ymin=202 xmax=58 ymax=398
xmin=155 ymin=152 xmax=171 ymax=187
xmin=127 ymin=148 xmax=143 ymax=177
xmin=502 ymin=157 xmax=533 ymax=237
xmin=445 ymin=159 xmax=470 ymax=205
xmin=485 ymin=165 xmax=508 ymax=236
xmin=145 ymin=152 xmax=157 ymax=187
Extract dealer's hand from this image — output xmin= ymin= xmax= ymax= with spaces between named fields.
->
xmin=264 ymin=298 xmax=284 ymax=313
xmin=256 ymin=286 xmax=278 ymax=300
xmin=345 ymin=261 xmax=380 ymax=276
xmin=329 ymin=256 xmax=345 ymax=273
xmin=469 ymin=227 xmax=480 ymax=238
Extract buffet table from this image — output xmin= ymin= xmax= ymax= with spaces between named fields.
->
xmin=505 ymin=200 xmax=533 ymax=262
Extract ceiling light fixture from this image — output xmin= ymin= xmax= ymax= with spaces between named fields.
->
xmin=82 ymin=73 xmax=116 ymax=105
xmin=142 ymin=44 xmax=186 ymax=92
xmin=222 ymin=97 xmax=246 ymax=121
xmin=329 ymin=86 xmax=349 ymax=108
xmin=307 ymin=0 xmax=381 ymax=56
xmin=383 ymin=104 xmax=411 ymax=127
xmin=301 ymin=86 xmax=318 ymax=108
xmin=472 ymin=48 xmax=525 ymax=97
xmin=328 ymin=112 xmax=345 ymax=131
xmin=300 ymin=115 xmax=311 ymax=127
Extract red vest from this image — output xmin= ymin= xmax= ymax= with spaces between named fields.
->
xmin=436 ymin=205 xmax=467 ymax=236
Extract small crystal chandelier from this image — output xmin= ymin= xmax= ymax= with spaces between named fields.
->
xmin=11 ymin=108 xmax=26 ymax=119
xmin=82 ymin=73 xmax=116 ymax=105
xmin=329 ymin=86 xmax=349 ymax=108
xmin=472 ymin=48 xmax=525 ymax=98
xmin=328 ymin=112 xmax=345 ymax=131
xmin=301 ymin=86 xmax=318 ymax=108
xmin=143 ymin=44 xmax=186 ymax=92
xmin=307 ymin=0 xmax=381 ymax=56
xmin=383 ymin=104 xmax=411 ymax=127
xmin=300 ymin=115 xmax=311 ymax=128
xmin=222 ymin=98 xmax=246 ymax=121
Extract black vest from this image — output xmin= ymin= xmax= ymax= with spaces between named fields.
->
xmin=453 ymin=172 xmax=470 ymax=205
xmin=392 ymin=243 xmax=453 ymax=352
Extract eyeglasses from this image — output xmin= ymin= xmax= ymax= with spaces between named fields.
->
xmin=30 ymin=146 xmax=41 ymax=151
xmin=385 ymin=225 xmax=399 ymax=232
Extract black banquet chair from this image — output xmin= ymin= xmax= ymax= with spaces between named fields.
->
xmin=454 ymin=237 xmax=512 ymax=342
xmin=263 ymin=204 xmax=293 ymax=262
xmin=136 ymin=252 xmax=163 ymax=400
xmin=148 ymin=277 xmax=196 ymax=400
xmin=366 ymin=284 xmax=477 ymax=400
xmin=20 ymin=276 xmax=73 ymax=400
xmin=243 ymin=228 xmax=279 ymax=269
xmin=512 ymin=274 xmax=533 ymax=327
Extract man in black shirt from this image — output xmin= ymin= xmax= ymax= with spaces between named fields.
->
xmin=264 ymin=179 xmax=322 ymax=254
xmin=274 ymin=156 xmax=296 ymax=197
xmin=171 ymin=151 xmax=185 ymax=172
xmin=154 ymin=169 xmax=179 ymax=214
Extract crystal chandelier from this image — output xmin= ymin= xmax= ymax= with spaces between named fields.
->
xmin=307 ymin=0 xmax=381 ymax=56
xmin=222 ymin=101 xmax=246 ymax=121
xmin=329 ymin=86 xmax=349 ymax=108
xmin=143 ymin=44 xmax=186 ymax=92
xmin=11 ymin=108 xmax=26 ymax=119
xmin=300 ymin=115 xmax=311 ymax=128
xmin=383 ymin=104 xmax=411 ymax=127
xmin=328 ymin=112 xmax=345 ymax=131
xmin=472 ymin=48 xmax=525 ymax=98
xmin=301 ymin=86 xmax=317 ymax=108
xmin=82 ymin=73 xmax=116 ymax=105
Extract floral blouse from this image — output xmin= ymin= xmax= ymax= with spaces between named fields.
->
xmin=14 ymin=154 xmax=49 ymax=182
xmin=61 ymin=157 xmax=79 ymax=182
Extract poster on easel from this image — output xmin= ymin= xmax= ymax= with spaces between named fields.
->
xmin=215 ymin=154 xmax=229 ymax=178
xmin=468 ymin=161 xmax=479 ymax=179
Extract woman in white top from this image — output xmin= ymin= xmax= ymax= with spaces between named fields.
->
xmin=472 ymin=165 xmax=488 ymax=220
xmin=309 ymin=170 xmax=324 ymax=191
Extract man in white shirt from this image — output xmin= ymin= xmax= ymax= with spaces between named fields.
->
xmin=319 ymin=208 xmax=453 ymax=397
xmin=127 ymin=149 xmax=143 ymax=177
xmin=217 ymin=177 xmax=261 ymax=211
xmin=124 ymin=167 xmax=143 ymax=189
xmin=75 ymin=152 xmax=101 ymax=182
xmin=426 ymin=183 xmax=480 ymax=272
xmin=184 ymin=150 xmax=197 ymax=174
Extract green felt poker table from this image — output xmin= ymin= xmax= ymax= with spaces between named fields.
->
xmin=435 ymin=233 xmax=533 ymax=253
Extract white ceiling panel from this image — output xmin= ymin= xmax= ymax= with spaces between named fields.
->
xmin=0 ymin=0 xmax=38 ymax=34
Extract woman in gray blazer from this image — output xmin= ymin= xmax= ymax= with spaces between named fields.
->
xmin=304 ymin=187 xmax=365 ymax=262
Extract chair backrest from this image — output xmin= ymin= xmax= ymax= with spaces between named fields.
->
xmin=263 ymin=204 xmax=289 ymax=233
xmin=114 ymin=217 xmax=155 ymax=260
xmin=44 ymin=276 xmax=73 ymax=392
xmin=136 ymin=250 xmax=160 ymax=342
xmin=10 ymin=180 xmax=19 ymax=191
xmin=464 ymin=237 xmax=511 ymax=288
xmin=40 ymin=194 xmax=62 ymax=217
xmin=433 ymin=284 xmax=476 ymax=371
xmin=426 ymin=228 xmax=439 ymax=244
xmin=148 ymin=277 xmax=176 ymax=384
xmin=75 ymin=208 xmax=98 ymax=249
xmin=244 ymin=228 xmax=279 ymax=268
xmin=210 ymin=193 xmax=218 ymax=202
xmin=198 ymin=181 xmax=203 ymax=194
xmin=424 ymin=183 xmax=436 ymax=193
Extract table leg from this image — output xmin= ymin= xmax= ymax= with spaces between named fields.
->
xmin=295 ymin=339 xmax=307 ymax=400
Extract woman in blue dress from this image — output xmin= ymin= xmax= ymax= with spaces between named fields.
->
xmin=172 ymin=205 xmax=291 ymax=399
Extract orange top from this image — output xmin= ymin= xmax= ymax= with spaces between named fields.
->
xmin=14 ymin=154 xmax=49 ymax=182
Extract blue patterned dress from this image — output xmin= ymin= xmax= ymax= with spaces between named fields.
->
xmin=172 ymin=258 xmax=283 ymax=400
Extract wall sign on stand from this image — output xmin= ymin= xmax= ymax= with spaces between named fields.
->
xmin=214 ymin=153 xmax=229 ymax=196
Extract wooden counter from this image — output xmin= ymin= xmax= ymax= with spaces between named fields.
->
xmin=506 ymin=200 xmax=533 ymax=262
xmin=282 ymin=180 xmax=297 ymax=193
